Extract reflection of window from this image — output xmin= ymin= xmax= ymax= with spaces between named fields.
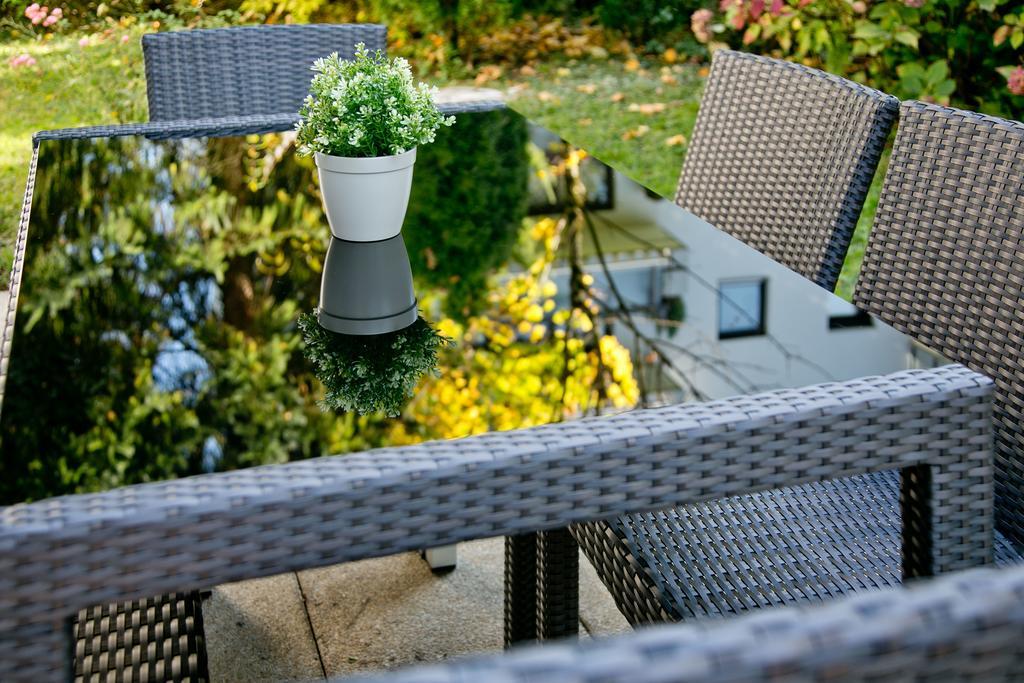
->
xmin=718 ymin=279 xmax=766 ymax=339
xmin=826 ymin=297 xmax=874 ymax=330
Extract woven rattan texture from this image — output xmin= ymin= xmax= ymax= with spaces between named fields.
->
xmin=73 ymin=593 xmax=207 ymax=683
xmin=854 ymin=101 xmax=1024 ymax=548
xmin=30 ymin=100 xmax=505 ymax=145
xmin=574 ymin=471 xmax=1021 ymax=626
xmin=0 ymin=146 xmax=36 ymax=416
xmin=344 ymin=563 xmax=1024 ymax=683
xmin=0 ymin=366 xmax=992 ymax=681
xmin=504 ymin=534 xmax=538 ymax=645
xmin=142 ymin=24 xmax=386 ymax=120
xmin=675 ymin=50 xmax=897 ymax=291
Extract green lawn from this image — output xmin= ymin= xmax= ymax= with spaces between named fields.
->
xmin=0 ymin=30 xmax=149 ymax=279
xmin=503 ymin=58 xmax=704 ymax=199
xmin=0 ymin=35 xmax=873 ymax=298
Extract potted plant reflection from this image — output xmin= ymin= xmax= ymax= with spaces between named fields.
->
xmin=296 ymin=44 xmax=454 ymax=417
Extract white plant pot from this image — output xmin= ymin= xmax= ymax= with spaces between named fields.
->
xmin=315 ymin=148 xmax=417 ymax=242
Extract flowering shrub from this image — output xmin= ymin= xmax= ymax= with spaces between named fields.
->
xmin=296 ymin=43 xmax=454 ymax=158
xmin=23 ymin=3 xmax=61 ymax=26
xmin=693 ymin=0 xmax=1024 ymax=119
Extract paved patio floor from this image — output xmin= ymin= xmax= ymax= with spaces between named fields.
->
xmin=203 ymin=537 xmax=631 ymax=681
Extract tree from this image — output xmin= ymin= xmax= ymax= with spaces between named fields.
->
xmin=403 ymin=108 xmax=530 ymax=320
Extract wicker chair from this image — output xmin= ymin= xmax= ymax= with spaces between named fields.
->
xmin=854 ymin=101 xmax=1024 ymax=549
xmin=141 ymin=24 xmax=387 ymax=121
xmin=524 ymin=100 xmax=1024 ymax=641
xmin=0 ymin=365 xmax=996 ymax=681
xmin=675 ymin=49 xmax=897 ymax=292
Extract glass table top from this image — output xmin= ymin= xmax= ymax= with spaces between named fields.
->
xmin=0 ymin=109 xmax=943 ymax=504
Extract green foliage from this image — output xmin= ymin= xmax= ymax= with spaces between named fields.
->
xmin=296 ymin=44 xmax=454 ymax=158
xmin=703 ymin=0 xmax=1024 ymax=120
xmin=0 ymin=133 xmax=399 ymax=503
xmin=597 ymin=0 xmax=704 ymax=44
xmin=403 ymin=108 xmax=530 ymax=320
xmin=299 ymin=313 xmax=453 ymax=417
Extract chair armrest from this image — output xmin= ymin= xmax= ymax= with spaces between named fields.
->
xmin=342 ymin=562 xmax=1024 ymax=683
xmin=30 ymin=98 xmax=504 ymax=144
xmin=32 ymin=113 xmax=302 ymax=142
xmin=0 ymin=365 xmax=993 ymax=681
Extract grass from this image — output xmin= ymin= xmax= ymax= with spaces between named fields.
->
xmin=0 ymin=35 xmax=873 ymax=298
xmin=0 ymin=29 xmax=149 ymax=278
xmin=504 ymin=57 xmax=704 ymax=199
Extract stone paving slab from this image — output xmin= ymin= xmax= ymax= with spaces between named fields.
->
xmin=205 ymin=537 xmax=629 ymax=681
xmin=204 ymin=572 xmax=324 ymax=683
xmin=299 ymin=540 xmax=506 ymax=678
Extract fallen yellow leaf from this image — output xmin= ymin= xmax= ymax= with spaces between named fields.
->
xmin=576 ymin=83 xmax=597 ymax=94
xmin=665 ymin=134 xmax=687 ymax=147
xmin=474 ymin=64 xmax=503 ymax=86
xmin=624 ymin=58 xmax=641 ymax=72
xmin=578 ymin=118 xmax=593 ymax=126
xmin=621 ymin=125 xmax=650 ymax=140
xmin=663 ymin=47 xmax=678 ymax=63
xmin=627 ymin=102 xmax=667 ymax=114
xmin=610 ymin=92 xmax=626 ymax=103
xmin=537 ymin=91 xmax=557 ymax=102
xmin=556 ymin=67 xmax=571 ymax=77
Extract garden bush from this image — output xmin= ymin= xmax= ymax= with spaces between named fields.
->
xmin=403 ymin=108 xmax=530 ymax=320
xmin=695 ymin=0 xmax=1024 ymax=119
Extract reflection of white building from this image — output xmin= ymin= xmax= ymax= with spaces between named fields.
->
xmin=550 ymin=169 xmax=920 ymax=404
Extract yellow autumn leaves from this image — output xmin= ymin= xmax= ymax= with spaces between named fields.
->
xmin=388 ymin=213 xmax=640 ymax=445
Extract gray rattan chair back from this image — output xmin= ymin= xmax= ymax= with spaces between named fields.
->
xmin=675 ymin=50 xmax=898 ymax=291
xmin=142 ymin=23 xmax=387 ymax=121
xmin=854 ymin=100 xmax=1024 ymax=547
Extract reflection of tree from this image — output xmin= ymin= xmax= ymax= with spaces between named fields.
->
xmin=0 ymin=123 xmax=655 ymax=503
xmin=390 ymin=147 xmax=640 ymax=443
xmin=403 ymin=109 xmax=529 ymax=320
xmin=0 ymin=135 xmax=392 ymax=503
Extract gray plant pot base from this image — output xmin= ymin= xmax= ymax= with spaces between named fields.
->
xmin=317 ymin=234 xmax=419 ymax=336
xmin=316 ymin=301 xmax=419 ymax=336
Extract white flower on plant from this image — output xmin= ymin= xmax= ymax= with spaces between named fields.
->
xmin=296 ymin=43 xmax=455 ymax=159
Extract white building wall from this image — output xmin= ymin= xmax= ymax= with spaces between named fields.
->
xmin=588 ymin=172 xmax=912 ymax=402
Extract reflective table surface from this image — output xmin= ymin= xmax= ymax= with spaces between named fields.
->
xmin=0 ymin=109 xmax=942 ymax=504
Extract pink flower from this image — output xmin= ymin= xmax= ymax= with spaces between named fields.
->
xmin=691 ymin=9 xmax=714 ymax=43
xmin=120 ymin=34 xmax=130 ymax=44
xmin=78 ymin=36 xmax=89 ymax=46
xmin=8 ymin=53 xmax=37 ymax=68
xmin=42 ymin=14 xmax=58 ymax=26
xmin=1008 ymin=67 xmax=1024 ymax=97
xmin=903 ymin=0 xmax=923 ymax=7
xmin=50 ymin=7 xmax=62 ymax=17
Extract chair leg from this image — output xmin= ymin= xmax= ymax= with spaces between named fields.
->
xmin=535 ymin=527 xmax=579 ymax=641
xmin=900 ymin=463 xmax=933 ymax=580
xmin=505 ymin=529 xmax=580 ymax=645
xmin=504 ymin=533 xmax=538 ymax=646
